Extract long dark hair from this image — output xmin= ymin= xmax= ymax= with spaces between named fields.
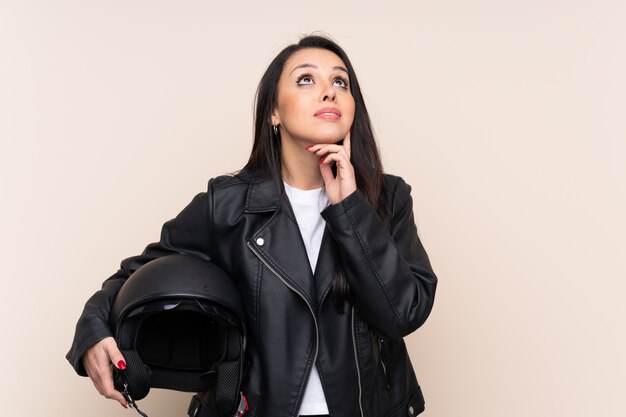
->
xmin=242 ymin=34 xmax=389 ymax=312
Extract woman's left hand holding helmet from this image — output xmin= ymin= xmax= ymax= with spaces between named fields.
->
xmin=307 ymin=130 xmax=357 ymax=204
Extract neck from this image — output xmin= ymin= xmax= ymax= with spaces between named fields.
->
xmin=280 ymin=136 xmax=324 ymax=190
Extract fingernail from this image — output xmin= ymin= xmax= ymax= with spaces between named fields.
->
xmin=305 ymin=145 xmax=313 ymax=150
xmin=320 ymin=158 xmax=325 ymax=164
xmin=118 ymin=360 xmax=126 ymax=370
xmin=121 ymin=403 xmax=128 ymax=409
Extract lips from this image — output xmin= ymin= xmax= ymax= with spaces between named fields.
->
xmin=314 ymin=107 xmax=341 ymax=119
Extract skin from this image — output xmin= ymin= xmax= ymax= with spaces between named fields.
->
xmin=83 ymin=47 xmax=359 ymax=408
xmin=83 ymin=336 xmax=128 ymax=408
xmin=272 ymin=47 xmax=357 ymax=202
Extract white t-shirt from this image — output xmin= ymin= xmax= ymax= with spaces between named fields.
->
xmin=283 ymin=181 xmax=330 ymax=415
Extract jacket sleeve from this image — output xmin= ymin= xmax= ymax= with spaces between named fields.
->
xmin=321 ymin=177 xmax=437 ymax=339
xmin=66 ymin=180 xmax=214 ymax=376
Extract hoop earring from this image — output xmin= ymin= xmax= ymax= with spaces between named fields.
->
xmin=273 ymin=124 xmax=278 ymax=135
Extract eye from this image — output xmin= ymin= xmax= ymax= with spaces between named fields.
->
xmin=333 ymin=77 xmax=349 ymax=89
xmin=296 ymin=74 xmax=314 ymax=85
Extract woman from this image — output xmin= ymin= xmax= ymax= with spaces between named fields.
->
xmin=67 ymin=35 xmax=438 ymax=417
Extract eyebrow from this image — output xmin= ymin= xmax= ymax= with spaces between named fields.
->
xmin=289 ymin=63 xmax=349 ymax=75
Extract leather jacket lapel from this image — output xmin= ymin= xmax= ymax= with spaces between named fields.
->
xmin=246 ymin=175 xmax=317 ymax=308
xmin=314 ymin=225 xmax=337 ymax=311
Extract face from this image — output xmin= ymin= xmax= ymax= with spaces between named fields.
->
xmin=272 ymin=48 xmax=355 ymax=145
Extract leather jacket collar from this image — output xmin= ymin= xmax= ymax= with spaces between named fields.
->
xmin=244 ymin=173 xmax=282 ymax=213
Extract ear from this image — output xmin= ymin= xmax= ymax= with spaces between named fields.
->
xmin=271 ymin=108 xmax=280 ymax=126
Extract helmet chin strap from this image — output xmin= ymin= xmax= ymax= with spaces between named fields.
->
xmin=119 ymin=376 xmax=149 ymax=417
xmin=113 ymin=363 xmax=149 ymax=417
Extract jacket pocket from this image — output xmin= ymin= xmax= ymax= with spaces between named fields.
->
xmin=383 ymin=387 xmax=425 ymax=417
xmin=378 ymin=337 xmax=391 ymax=390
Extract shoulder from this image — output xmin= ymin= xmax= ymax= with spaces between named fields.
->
xmin=205 ymin=170 xmax=263 ymax=218
xmin=209 ymin=171 xmax=249 ymax=191
xmin=206 ymin=170 xmax=258 ymax=200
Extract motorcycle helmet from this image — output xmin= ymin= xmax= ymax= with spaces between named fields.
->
xmin=110 ymin=254 xmax=247 ymax=417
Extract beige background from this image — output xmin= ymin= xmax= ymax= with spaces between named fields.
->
xmin=1 ymin=0 xmax=624 ymax=416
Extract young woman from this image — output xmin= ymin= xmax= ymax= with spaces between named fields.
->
xmin=67 ymin=35 xmax=438 ymax=417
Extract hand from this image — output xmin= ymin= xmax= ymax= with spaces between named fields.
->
xmin=83 ymin=336 xmax=128 ymax=408
xmin=306 ymin=131 xmax=357 ymax=204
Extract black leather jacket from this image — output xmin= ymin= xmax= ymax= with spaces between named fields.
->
xmin=67 ymin=170 xmax=438 ymax=417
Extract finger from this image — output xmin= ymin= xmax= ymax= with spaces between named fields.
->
xmin=320 ymin=153 xmax=352 ymax=175
xmin=319 ymin=158 xmax=335 ymax=188
xmin=100 ymin=371 xmax=128 ymax=406
xmin=87 ymin=338 xmax=128 ymax=407
xmin=320 ymin=153 xmax=351 ymax=169
xmin=343 ymin=130 xmax=351 ymax=159
xmin=85 ymin=356 xmax=129 ymax=407
xmin=308 ymin=144 xmax=349 ymax=160
xmin=103 ymin=341 xmax=129 ymax=406
xmin=305 ymin=144 xmax=330 ymax=154
xmin=104 ymin=338 xmax=126 ymax=371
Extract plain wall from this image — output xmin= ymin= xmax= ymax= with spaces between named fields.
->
xmin=1 ymin=1 xmax=624 ymax=416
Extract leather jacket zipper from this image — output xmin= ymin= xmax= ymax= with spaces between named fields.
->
xmin=351 ymin=306 xmax=364 ymax=417
xmin=247 ymin=241 xmax=320 ymax=412
xmin=378 ymin=338 xmax=390 ymax=390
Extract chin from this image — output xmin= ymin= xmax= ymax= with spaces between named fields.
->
xmin=289 ymin=124 xmax=348 ymax=144
xmin=316 ymin=135 xmax=343 ymax=144
xmin=312 ymin=128 xmax=347 ymax=143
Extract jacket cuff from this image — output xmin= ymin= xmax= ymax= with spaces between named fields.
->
xmin=66 ymin=323 xmax=113 ymax=376
xmin=321 ymin=189 xmax=368 ymax=221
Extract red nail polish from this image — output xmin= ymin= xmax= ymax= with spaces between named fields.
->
xmin=118 ymin=360 xmax=126 ymax=370
xmin=121 ymin=403 xmax=128 ymax=409
xmin=305 ymin=145 xmax=313 ymax=150
xmin=320 ymin=158 xmax=325 ymax=164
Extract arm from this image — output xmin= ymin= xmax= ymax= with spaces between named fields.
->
xmin=321 ymin=177 xmax=437 ymax=339
xmin=66 ymin=180 xmax=214 ymax=375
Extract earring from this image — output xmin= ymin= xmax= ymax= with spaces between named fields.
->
xmin=273 ymin=125 xmax=278 ymax=135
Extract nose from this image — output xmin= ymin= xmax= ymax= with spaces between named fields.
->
xmin=321 ymin=82 xmax=336 ymax=102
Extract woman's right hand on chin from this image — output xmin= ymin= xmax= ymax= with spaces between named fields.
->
xmin=82 ymin=336 xmax=129 ymax=408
